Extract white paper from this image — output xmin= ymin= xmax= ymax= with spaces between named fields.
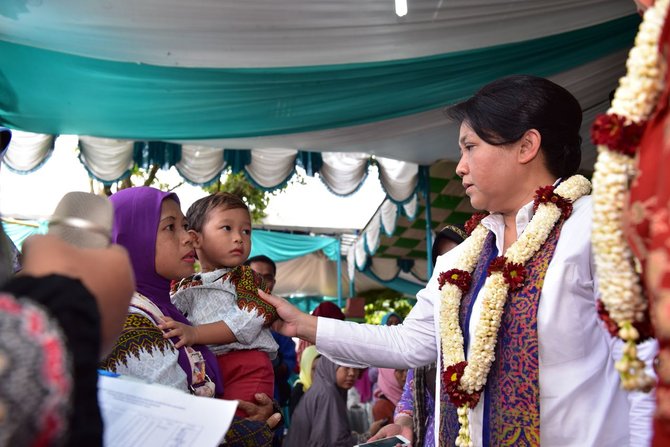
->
xmin=98 ymin=375 xmax=238 ymax=447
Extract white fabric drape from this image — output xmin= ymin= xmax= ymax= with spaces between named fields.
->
xmin=368 ymin=257 xmax=426 ymax=284
xmin=175 ymin=145 xmax=225 ymax=185
xmin=0 ymin=0 xmax=635 ymax=68
xmin=78 ymin=136 xmax=134 ymax=182
xmin=348 ymin=195 xmax=425 ymax=280
xmin=402 ymin=194 xmax=418 ymax=220
xmin=2 ymin=130 xmax=54 ymax=172
xmin=380 ymin=199 xmax=399 ymax=236
xmin=365 ymin=221 xmax=381 ymax=257
xmin=376 ymin=157 xmax=418 ymax=203
xmin=319 ymin=153 xmax=370 ymax=196
xmin=245 ymin=148 xmax=297 ymax=188
xmin=347 ymin=247 xmax=357 ymax=283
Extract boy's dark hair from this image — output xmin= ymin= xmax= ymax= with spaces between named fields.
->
xmin=431 ymin=224 xmax=466 ymax=266
xmin=186 ymin=192 xmax=249 ymax=232
xmin=244 ymin=255 xmax=277 ymax=276
xmin=446 ymin=75 xmax=582 ymax=178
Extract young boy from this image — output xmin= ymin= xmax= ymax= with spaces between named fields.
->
xmin=160 ymin=192 xmax=278 ymax=415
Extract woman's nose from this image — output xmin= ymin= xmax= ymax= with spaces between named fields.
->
xmin=455 ymin=154 xmax=468 ymax=178
xmin=181 ymin=230 xmax=193 ymax=245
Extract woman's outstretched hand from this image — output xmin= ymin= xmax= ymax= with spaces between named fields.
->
xmin=258 ymin=289 xmax=318 ymax=343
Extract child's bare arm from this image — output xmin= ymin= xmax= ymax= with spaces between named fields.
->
xmin=159 ymin=317 xmax=237 ymax=348
xmin=189 ymin=320 xmax=238 ymax=345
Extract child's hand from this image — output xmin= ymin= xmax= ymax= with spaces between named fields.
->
xmin=158 ymin=317 xmax=199 ymax=348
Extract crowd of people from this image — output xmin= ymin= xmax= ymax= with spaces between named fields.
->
xmin=5 ymin=2 xmax=670 ymax=443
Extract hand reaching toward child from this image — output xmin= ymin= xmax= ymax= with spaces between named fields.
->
xmin=158 ymin=316 xmax=199 ymax=348
xmin=258 ymin=289 xmax=317 ymax=342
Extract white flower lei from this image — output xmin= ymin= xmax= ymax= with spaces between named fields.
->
xmin=440 ymin=175 xmax=591 ymax=446
xmin=591 ymin=0 xmax=668 ymax=392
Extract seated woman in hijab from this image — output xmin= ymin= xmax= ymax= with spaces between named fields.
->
xmin=100 ymin=187 xmax=280 ymax=445
xmin=285 ymin=356 xmax=383 ymax=447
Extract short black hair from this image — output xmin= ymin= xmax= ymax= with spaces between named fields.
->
xmin=186 ymin=192 xmax=249 ymax=233
xmin=245 ymin=255 xmax=276 ymax=276
xmin=446 ymin=75 xmax=582 ymax=178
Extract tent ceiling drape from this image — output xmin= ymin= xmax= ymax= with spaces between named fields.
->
xmin=0 ymin=1 xmax=635 ymax=67
xmin=0 ymin=1 xmax=640 ymax=295
xmin=0 ymin=1 xmax=637 ymax=170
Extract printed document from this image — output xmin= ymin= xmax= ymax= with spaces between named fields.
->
xmin=98 ymin=374 xmax=237 ymax=447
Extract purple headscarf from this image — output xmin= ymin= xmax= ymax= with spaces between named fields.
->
xmin=110 ymin=186 xmax=222 ymax=395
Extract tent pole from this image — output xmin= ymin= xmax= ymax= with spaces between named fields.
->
xmin=337 ymin=238 xmax=343 ymax=307
xmin=421 ymin=165 xmax=434 ymax=279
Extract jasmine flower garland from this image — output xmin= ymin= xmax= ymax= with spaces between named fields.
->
xmin=438 ymin=175 xmax=591 ymax=446
xmin=590 ymin=0 xmax=668 ymax=392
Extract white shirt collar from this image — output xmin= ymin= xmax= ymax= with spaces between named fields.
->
xmin=479 ymin=178 xmax=561 ymax=254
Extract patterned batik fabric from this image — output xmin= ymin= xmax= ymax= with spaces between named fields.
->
xmin=484 ymin=220 xmax=564 ymax=447
xmin=224 ymin=417 xmax=274 ymax=447
xmin=440 ymin=220 xmax=564 ymax=446
xmin=221 ymin=265 xmax=277 ymax=326
xmin=101 ymin=310 xmax=188 ymax=390
xmin=0 ymin=293 xmax=71 ymax=447
xmin=171 ymin=268 xmax=279 ymax=357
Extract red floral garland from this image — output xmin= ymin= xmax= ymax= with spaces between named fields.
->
xmin=439 ymin=183 xmax=577 ymax=410
xmin=533 ymin=185 xmax=573 ymax=220
xmin=442 ymin=361 xmax=481 ymax=408
xmin=591 ymin=113 xmax=646 ymax=157
xmin=438 ymin=269 xmax=472 ymax=293
xmin=464 ymin=212 xmax=488 ymax=236
xmin=502 ymin=262 xmax=526 ymax=291
xmin=487 ymin=256 xmax=507 ymax=276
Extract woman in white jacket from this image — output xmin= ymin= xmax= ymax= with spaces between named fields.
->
xmin=261 ymin=75 xmax=656 ymax=447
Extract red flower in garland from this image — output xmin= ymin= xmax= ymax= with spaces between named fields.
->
xmin=533 ymin=185 xmax=573 ymax=220
xmin=438 ymin=269 xmax=472 ymax=293
xmin=464 ymin=212 xmax=488 ymax=236
xmin=502 ymin=262 xmax=526 ymax=290
xmin=487 ymin=256 xmax=507 ymax=276
xmin=591 ymin=113 xmax=645 ymax=157
xmin=443 ymin=361 xmax=481 ymax=408
xmin=596 ymin=299 xmax=619 ymax=337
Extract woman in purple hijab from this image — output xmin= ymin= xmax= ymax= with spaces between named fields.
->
xmin=100 ymin=187 xmax=280 ymax=445
xmin=101 ymin=186 xmax=221 ymax=395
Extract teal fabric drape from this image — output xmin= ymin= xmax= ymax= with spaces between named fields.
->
xmin=0 ymin=16 xmax=638 ymax=140
xmin=133 ymin=142 xmax=182 ymax=170
xmin=250 ymin=230 xmax=339 ymax=262
xmin=2 ymin=221 xmax=47 ymax=249
xmin=223 ymin=150 xmax=252 ymax=174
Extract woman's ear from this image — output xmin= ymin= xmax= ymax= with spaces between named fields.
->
xmin=518 ymin=129 xmax=542 ymax=165
xmin=188 ymin=229 xmax=202 ymax=248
